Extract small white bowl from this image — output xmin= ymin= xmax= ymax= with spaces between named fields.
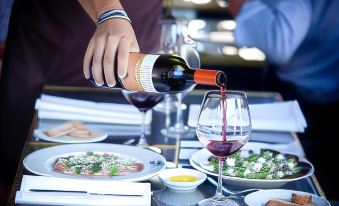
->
xmin=158 ymin=168 xmax=207 ymax=191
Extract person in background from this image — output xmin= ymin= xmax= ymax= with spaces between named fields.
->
xmin=0 ymin=0 xmax=14 ymax=73
xmin=228 ymin=0 xmax=339 ymax=199
xmin=0 ymin=0 xmax=162 ymax=204
xmin=0 ymin=0 xmax=14 ymax=202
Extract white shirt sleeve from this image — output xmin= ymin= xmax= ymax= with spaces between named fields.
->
xmin=234 ymin=0 xmax=312 ymax=64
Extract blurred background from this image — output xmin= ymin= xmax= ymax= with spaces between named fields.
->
xmin=162 ymin=0 xmax=267 ymax=91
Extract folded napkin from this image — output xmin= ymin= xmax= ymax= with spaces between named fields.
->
xmin=38 ymin=120 xmax=141 ymax=137
xmin=15 ymin=175 xmax=151 ymax=206
xmin=188 ymin=101 xmax=307 ymax=132
xmin=35 ymin=94 xmax=152 ymax=125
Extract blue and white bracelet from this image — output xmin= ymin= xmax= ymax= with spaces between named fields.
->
xmin=97 ymin=9 xmax=131 ymax=25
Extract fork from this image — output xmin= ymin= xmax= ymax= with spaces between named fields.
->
xmin=207 ymin=177 xmax=260 ymax=197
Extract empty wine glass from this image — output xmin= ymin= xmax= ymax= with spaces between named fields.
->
xmin=153 ymin=14 xmax=180 ymax=113
xmin=121 ymin=90 xmax=164 ymax=146
xmin=157 ymin=17 xmax=201 ymax=138
xmin=196 ymin=90 xmax=251 ymax=206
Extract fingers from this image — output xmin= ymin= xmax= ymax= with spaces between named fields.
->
xmin=84 ymin=19 xmax=139 ymax=86
xmin=117 ymin=37 xmax=140 ymax=78
xmin=92 ymin=35 xmax=106 ymax=86
xmin=83 ymin=39 xmax=94 ymax=79
xmin=117 ymin=37 xmax=131 ymax=78
xmin=103 ymin=35 xmax=118 ymax=87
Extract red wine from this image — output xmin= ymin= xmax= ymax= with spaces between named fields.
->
xmin=220 ymin=86 xmax=227 ymax=142
xmin=123 ymin=92 xmax=164 ymax=112
xmin=207 ymin=140 xmax=244 ymax=158
xmin=89 ymin=53 xmax=227 ymax=93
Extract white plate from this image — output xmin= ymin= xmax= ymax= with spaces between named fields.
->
xmin=244 ymin=189 xmax=330 ymax=206
xmin=189 ymin=148 xmax=314 ymax=188
xmin=23 ymin=143 xmax=166 ymax=181
xmin=158 ymin=168 xmax=207 ymax=191
xmin=34 ymin=129 xmax=108 ymax=143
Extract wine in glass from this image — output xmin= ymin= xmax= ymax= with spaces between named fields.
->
xmin=121 ymin=90 xmax=165 ymax=146
xmin=196 ymin=90 xmax=251 ymax=206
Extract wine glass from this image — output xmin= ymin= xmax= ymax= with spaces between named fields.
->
xmin=162 ymin=43 xmax=200 ymax=138
xmin=121 ymin=90 xmax=165 ymax=146
xmin=157 ymin=17 xmax=201 ymax=138
xmin=196 ymin=90 xmax=251 ymax=206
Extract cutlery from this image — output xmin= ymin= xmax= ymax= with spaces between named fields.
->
xmin=123 ymin=138 xmax=136 ymax=145
xmin=123 ymin=138 xmax=162 ymax=154
xmin=145 ymin=146 xmax=162 ymax=154
xmin=150 ymin=160 xmax=164 ymax=165
xmin=207 ymin=177 xmax=260 ymax=196
xmin=29 ymin=189 xmax=143 ymax=196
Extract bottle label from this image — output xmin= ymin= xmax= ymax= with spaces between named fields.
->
xmin=135 ymin=54 xmax=160 ymax=93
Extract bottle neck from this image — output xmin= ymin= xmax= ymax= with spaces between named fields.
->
xmin=193 ymin=69 xmax=226 ymax=87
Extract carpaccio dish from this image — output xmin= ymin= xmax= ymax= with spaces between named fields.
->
xmin=54 ymin=151 xmax=144 ymax=177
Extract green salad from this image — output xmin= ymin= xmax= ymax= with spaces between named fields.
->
xmin=209 ymin=150 xmax=302 ymax=179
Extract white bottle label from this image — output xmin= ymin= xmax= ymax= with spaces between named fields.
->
xmin=135 ymin=54 xmax=160 ymax=93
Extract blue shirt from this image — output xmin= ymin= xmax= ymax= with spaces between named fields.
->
xmin=235 ymin=0 xmax=339 ymax=103
xmin=0 ymin=0 xmax=14 ymax=42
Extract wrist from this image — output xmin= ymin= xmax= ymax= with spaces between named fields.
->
xmin=97 ymin=8 xmax=131 ymax=25
xmin=95 ymin=0 xmax=123 ymax=19
xmin=78 ymin=0 xmax=124 ymax=22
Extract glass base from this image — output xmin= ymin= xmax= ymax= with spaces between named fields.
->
xmin=161 ymin=126 xmax=196 ymax=139
xmin=153 ymin=95 xmax=177 ymax=113
xmin=198 ymin=195 xmax=239 ymax=206
xmin=136 ymin=137 xmax=148 ymax=146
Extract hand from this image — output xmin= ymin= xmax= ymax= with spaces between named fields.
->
xmin=83 ymin=18 xmax=139 ymax=87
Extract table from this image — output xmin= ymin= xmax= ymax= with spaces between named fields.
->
xmin=8 ymin=86 xmax=326 ymax=206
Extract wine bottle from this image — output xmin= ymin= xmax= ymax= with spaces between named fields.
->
xmin=89 ymin=52 xmax=226 ymax=93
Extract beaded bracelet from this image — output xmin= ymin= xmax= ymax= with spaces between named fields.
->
xmin=97 ymin=9 xmax=131 ymax=25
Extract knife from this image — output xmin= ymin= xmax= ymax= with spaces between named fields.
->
xmin=29 ymin=189 xmax=143 ymax=196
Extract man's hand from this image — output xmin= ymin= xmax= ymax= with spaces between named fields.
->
xmin=83 ymin=18 xmax=139 ymax=87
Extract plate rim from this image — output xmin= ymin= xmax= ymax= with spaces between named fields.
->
xmin=189 ymin=148 xmax=314 ymax=183
xmin=33 ymin=129 xmax=108 ymax=143
xmin=23 ymin=143 xmax=166 ymax=181
xmin=244 ymin=189 xmax=330 ymax=206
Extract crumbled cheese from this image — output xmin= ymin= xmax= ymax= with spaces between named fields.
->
xmin=253 ymin=163 xmax=263 ymax=172
xmin=277 ymin=171 xmax=284 ymax=178
xmin=244 ymin=168 xmax=251 ymax=176
xmin=257 ymin=157 xmax=266 ymax=164
xmin=226 ymin=158 xmax=235 ymax=167
xmin=276 ymin=154 xmax=285 ymax=160
xmin=288 ymin=162 xmax=296 ymax=168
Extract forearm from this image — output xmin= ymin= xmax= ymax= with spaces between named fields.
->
xmin=234 ymin=0 xmax=311 ymax=64
xmin=78 ymin=0 xmax=123 ymax=22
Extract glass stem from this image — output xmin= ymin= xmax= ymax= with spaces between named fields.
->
xmin=165 ymin=94 xmax=171 ymax=127
xmin=138 ymin=111 xmax=147 ymax=145
xmin=216 ymin=158 xmax=225 ymax=197
xmin=175 ymin=93 xmax=184 ymax=129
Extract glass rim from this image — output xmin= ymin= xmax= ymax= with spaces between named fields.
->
xmin=203 ymin=90 xmax=247 ymax=99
